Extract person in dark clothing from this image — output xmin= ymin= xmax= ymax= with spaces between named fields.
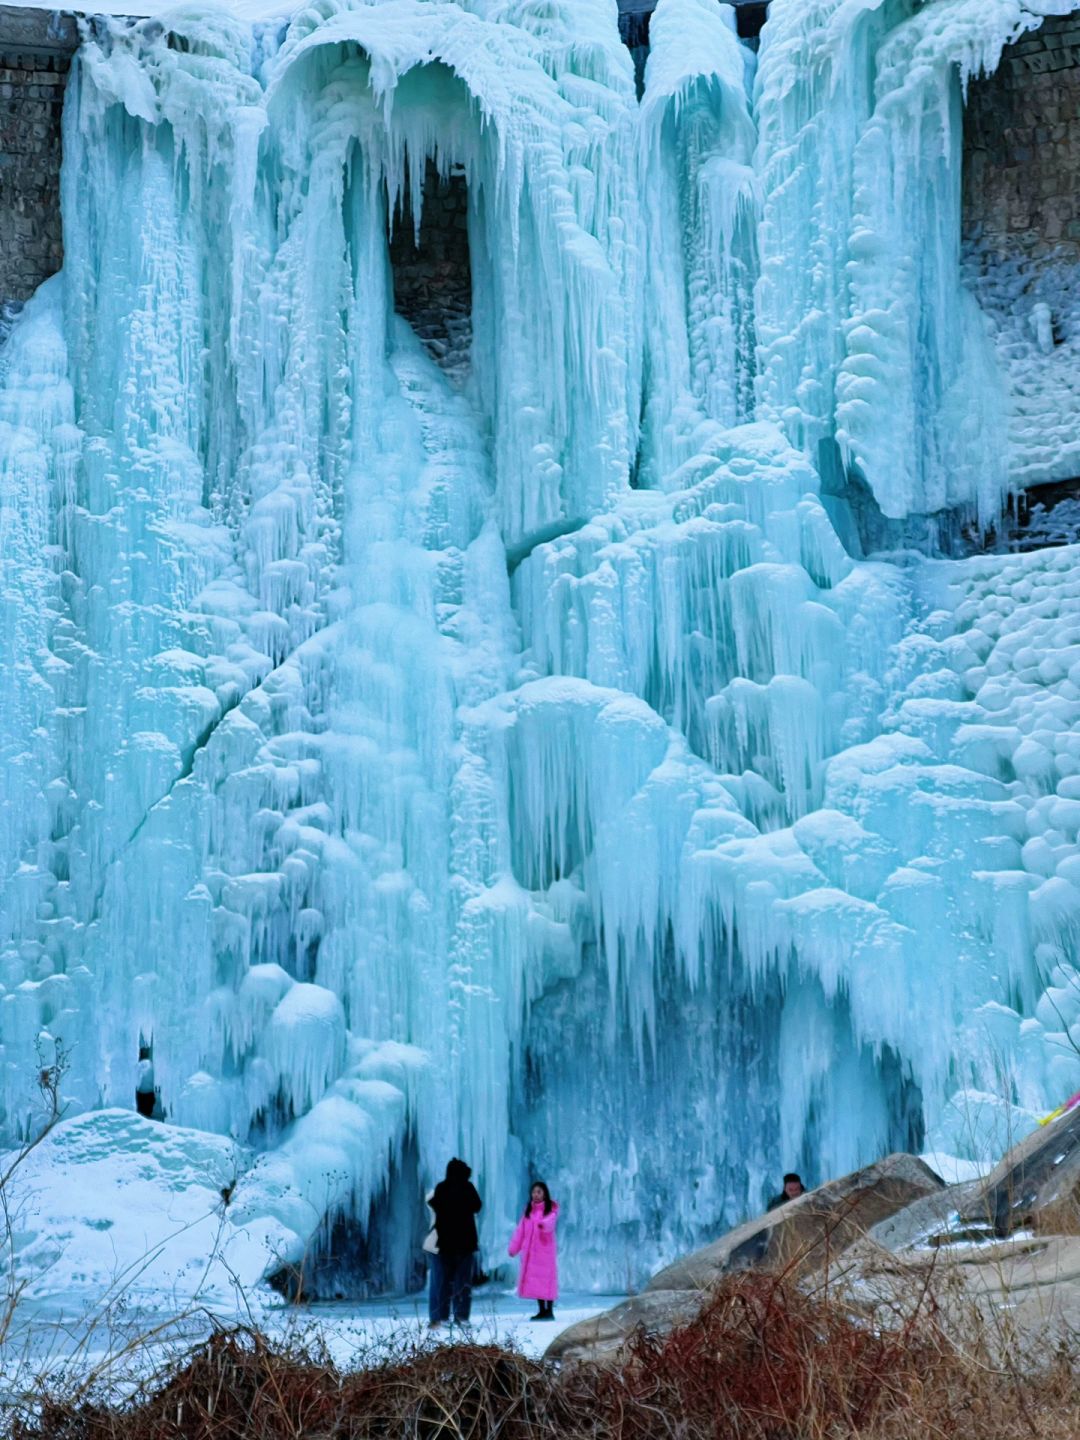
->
xmin=767 ymin=1172 xmax=806 ymax=1211
xmin=135 ymin=1045 xmax=156 ymax=1119
xmin=428 ymin=1157 xmax=482 ymax=1328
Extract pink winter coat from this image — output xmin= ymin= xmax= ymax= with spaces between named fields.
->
xmin=508 ymin=1201 xmax=559 ymax=1301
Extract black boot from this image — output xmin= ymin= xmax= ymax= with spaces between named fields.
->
xmin=530 ymin=1303 xmax=545 ymax=1320
xmin=539 ymin=1300 xmax=555 ymax=1321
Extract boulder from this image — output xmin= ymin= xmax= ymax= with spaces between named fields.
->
xmin=547 ymin=1153 xmax=944 ymax=1362
xmin=956 ymin=1103 xmax=1080 ymax=1237
xmin=868 ymin=1176 xmax=983 ymax=1251
xmin=543 ymin=1290 xmax=704 ymax=1365
xmin=833 ymin=1230 xmax=1080 ymax=1366
xmin=645 ymin=1153 xmax=944 ymax=1291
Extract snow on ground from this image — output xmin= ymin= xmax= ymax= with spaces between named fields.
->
xmin=920 ymin=1151 xmax=992 ymax=1186
xmin=288 ymin=1291 xmax=621 ymax=1362
xmin=0 ymin=1110 xmax=285 ymax=1310
xmin=0 ymin=1291 xmax=620 ymax=1405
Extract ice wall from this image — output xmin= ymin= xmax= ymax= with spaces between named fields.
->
xmin=754 ymin=0 xmax=1074 ymax=530
xmin=2 ymin=0 xmax=1080 ymax=1298
xmin=635 ymin=0 xmax=757 ymax=485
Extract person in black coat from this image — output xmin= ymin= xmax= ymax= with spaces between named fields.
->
xmin=428 ymin=1157 xmax=482 ymax=1327
xmin=767 ymin=1172 xmax=807 ymax=1211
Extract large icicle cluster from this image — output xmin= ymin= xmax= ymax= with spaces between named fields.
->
xmin=2 ymin=0 xmax=1080 ymax=1297
xmin=755 ymin=0 xmax=1078 ymax=530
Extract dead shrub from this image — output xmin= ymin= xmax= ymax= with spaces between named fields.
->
xmin=10 ymin=1330 xmax=550 ymax=1440
xmin=10 ymin=1271 xmax=1080 ymax=1440
xmin=1031 ymin=1192 xmax=1080 ymax=1237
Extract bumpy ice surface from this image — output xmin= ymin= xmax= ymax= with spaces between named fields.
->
xmin=3 ymin=0 xmax=1080 ymax=1300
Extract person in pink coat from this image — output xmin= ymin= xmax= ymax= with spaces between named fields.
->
xmin=508 ymin=1180 xmax=559 ymax=1320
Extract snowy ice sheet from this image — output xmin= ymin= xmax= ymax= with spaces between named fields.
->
xmin=919 ymin=1151 xmax=992 ymax=1187
xmin=3 ymin=0 xmax=1080 ymax=1312
xmin=1 ymin=1288 xmax=617 ymax=1406
xmin=0 ymin=1111 xmax=274 ymax=1310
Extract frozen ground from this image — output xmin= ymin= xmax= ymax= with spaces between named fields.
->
xmin=275 ymin=1291 xmax=619 ymax=1361
xmin=0 ymin=1109 xmax=613 ymax=1397
xmin=0 ymin=1289 xmax=619 ymax=1408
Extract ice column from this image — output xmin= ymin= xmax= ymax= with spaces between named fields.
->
xmin=636 ymin=0 xmax=758 ymax=488
xmin=756 ymin=0 xmax=1024 ymax=525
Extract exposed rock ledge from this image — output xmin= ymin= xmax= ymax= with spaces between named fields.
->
xmin=550 ymin=1106 xmax=1080 ymax=1365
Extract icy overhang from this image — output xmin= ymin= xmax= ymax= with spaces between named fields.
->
xmin=0 ymin=0 xmax=773 ymax=53
xmin=618 ymin=0 xmax=769 ymax=46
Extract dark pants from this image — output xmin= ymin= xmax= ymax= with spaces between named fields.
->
xmin=135 ymin=1089 xmax=155 ymax=1118
xmin=428 ymin=1251 xmax=473 ymax=1324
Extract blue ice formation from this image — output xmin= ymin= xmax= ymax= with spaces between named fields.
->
xmin=3 ymin=0 xmax=1080 ymax=1294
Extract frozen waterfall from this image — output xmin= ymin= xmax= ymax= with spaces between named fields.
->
xmin=3 ymin=0 xmax=1080 ymax=1297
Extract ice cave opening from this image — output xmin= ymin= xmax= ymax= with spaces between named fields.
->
xmin=269 ymin=1137 xmax=427 ymax=1301
xmin=387 ymin=158 xmax=472 ymax=383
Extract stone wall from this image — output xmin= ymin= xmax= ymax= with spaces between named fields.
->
xmin=963 ymin=13 xmax=1080 ymax=259
xmin=962 ymin=11 xmax=1080 ymax=510
xmin=0 ymin=6 xmax=77 ymax=319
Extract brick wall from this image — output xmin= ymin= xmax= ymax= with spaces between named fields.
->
xmin=0 ymin=56 xmax=68 ymax=311
xmin=0 ymin=6 xmax=77 ymax=319
xmin=963 ymin=13 xmax=1080 ymax=258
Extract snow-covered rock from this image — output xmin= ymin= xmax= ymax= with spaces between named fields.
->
xmin=0 ymin=1111 xmax=279 ymax=1308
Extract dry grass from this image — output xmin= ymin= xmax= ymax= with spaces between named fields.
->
xmin=1032 ymin=1195 xmax=1080 ymax=1237
xmin=9 ymin=1271 xmax=1080 ymax=1440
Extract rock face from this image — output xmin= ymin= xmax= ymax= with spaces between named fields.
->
xmin=547 ymin=1154 xmax=944 ymax=1362
xmin=866 ymin=1177 xmax=983 ymax=1252
xmin=0 ymin=6 xmax=76 ymax=316
xmin=957 ymin=1105 xmax=1080 ymax=1237
xmin=0 ymin=1109 xmax=272 ymax=1309
xmin=838 ymin=1230 xmax=1080 ymax=1365
xmin=848 ymin=1117 xmax=1080 ymax=1362
xmin=547 ymin=1120 xmax=1080 ymax=1369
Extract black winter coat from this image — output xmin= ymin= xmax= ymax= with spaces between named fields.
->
xmin=431 ymin=1165 xmax=482 ymax=1256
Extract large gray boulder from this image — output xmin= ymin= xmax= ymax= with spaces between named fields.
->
xmin=547 ymin=1153 xmax=944 ymax=1363
xmin=826 ymin=1115 xmax=1080 ymax=1367
xmin=645 ymin=1153 xmax=944 ymax=1291
xmin=866 ymin=1177 xmax=983 ymax=1252
xmin=833 ymin=1229 xmax=1080 ymax=1366
xmin=956 ymin=1103 xmax=1080 ymax=1237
